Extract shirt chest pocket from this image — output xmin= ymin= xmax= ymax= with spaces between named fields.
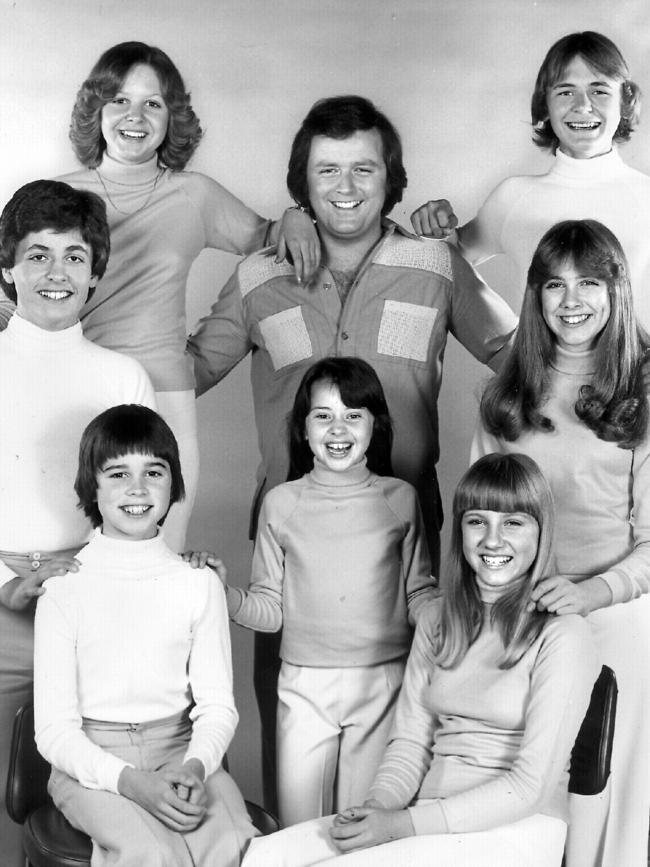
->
xmin=259 ymin=306 xmax=314 ymax=371
xmin=377 ymin=300 xmax=439 ymax=363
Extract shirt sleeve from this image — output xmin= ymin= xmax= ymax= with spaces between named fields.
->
xmin=598 ymin=425 xmax=650 ymax=603
xmin=366 ymin=605 xmax=442 ymax=809
xmin=189 ymin=172 xmax=272 ymax=255
xmin=446 ymin=245 xmax=517 ymax=370
xmin=187 ymin=267 xmax=253 ymax=396
xmin=457 ymin=177 xmax=515 ymax=265
xmin=227 ymin=493 xmax=284 ymax=632
xmin=34 ymin=583 xmax=130 ymax=793
xmin=396 ymin=486 xmax=438 ymax=624
xmin=184 ymin=574 xmax=239 ymax=777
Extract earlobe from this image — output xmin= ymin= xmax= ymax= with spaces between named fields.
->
xmin=1 ymin=268 xmax=14 ymax=284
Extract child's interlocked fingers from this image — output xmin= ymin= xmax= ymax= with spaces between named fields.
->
xmin=118 ymin=766 xmax=206 ymax=832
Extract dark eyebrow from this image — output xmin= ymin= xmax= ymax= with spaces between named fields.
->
xmin=101 ymin=459 xmax=168 ymax=471
xmin=24 ymin=243 xmax=90 ymax=254
xmin=312 ymin=159 xmax=383 ymax=168
xmin=551 ymin=79 xmax=614 ymax=90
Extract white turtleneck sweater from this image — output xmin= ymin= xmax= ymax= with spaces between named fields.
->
xmin=0 ymin=314 xmax=154 ymax=584
xmin=461 ymin=148 xmax=650 ymax=328
xmin=55 ymin=155 xmax=271 ymax=391
xmin=227 ymin=460 xmax=436 ymax=667
xmin=34 ymin=530 xmax=237 ymax=794
xmin=472 ymin=346 xmax=650 ymax=604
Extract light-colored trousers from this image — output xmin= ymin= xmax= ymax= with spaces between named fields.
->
xmin=243 ymin=810 xmax=567 ymax=867
xmin=49 ymin=712 xmax=258 ymax=867
xmin=155 ymin=390 xmax=199 ymax=554
xmin=277 ymin=659 xmax=405 ymax=828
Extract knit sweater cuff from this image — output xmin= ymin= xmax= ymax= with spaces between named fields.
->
xmin=104 ymin=756 xmax=132 ymax=795
xmin=599 ymin=568 xmax=633 ymax=606
xmin=408 ymin=800 xmax=449 ymax=835
xmin=225 ymin=585 xmax=245 ymax=618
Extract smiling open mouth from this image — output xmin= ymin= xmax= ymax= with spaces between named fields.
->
xmin=326 ymin=443 xmax=352 ymax=456
xmin=120 ymin=505 xmax=152 ymax=516
xmin=566 ymin=121 xmax=601 ymax=130
xmin=559 ymin=313 xmax=591 ymax=325
xmin=481 ymin=555 xmax=512 ymax=568
xmin=38 ymin=290 xmax=72 ymax=301
xmin=119 ymin=130 xmax=147 ymax=139
xmin=331 ymin=201 xmax=361 ymax=209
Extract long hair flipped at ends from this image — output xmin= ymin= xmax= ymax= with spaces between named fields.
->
xmin=481 ymin=219 xmax=649 ymax=448
xmin=70 ymin=41 xmax=202 ymax=170
xmin=434 ymin=453 xmax=554 ymax=670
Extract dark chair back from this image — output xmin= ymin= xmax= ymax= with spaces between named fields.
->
xmin=568 ymin=664 xmax=617 ymax=796
xmin=6 ymin=701 xmax=50 ymax=823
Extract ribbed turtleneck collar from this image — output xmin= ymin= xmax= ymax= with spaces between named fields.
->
xmin=96 ymin=152 xmax=161 ymax=186
xmin=80 ymin=528 xmax=171 ymax=573
xmin=551 ymin=147 xmax=623 ymax=183
xmin=5 ymin=313 xmax=84 ymax=352
xmin=550 ymin=344 xmax=596 ymax=377
xmin=309 ymin=458 xmax=372 ymax=488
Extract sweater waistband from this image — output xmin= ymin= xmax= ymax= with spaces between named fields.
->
xmin=82 ymin=707 xmax=192 ymax=733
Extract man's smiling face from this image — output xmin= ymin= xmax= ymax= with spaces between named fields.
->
xmin=306 ymin=128 xmax=387 ymax=247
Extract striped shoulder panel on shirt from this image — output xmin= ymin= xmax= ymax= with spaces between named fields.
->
xmin=238 ymin=250 xmax=296 ymax=298
xmin=374 ymin=234 xmax=453 ymax=282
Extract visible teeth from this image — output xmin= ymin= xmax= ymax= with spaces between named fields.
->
xmin=122 ymin=505 xmax=150 ymax=515
xmin=567 ymin=122 xmax=599 ymax=129
xmin=482 ymin=555 xmax=512 ymax=567
xmin=120 ymin=130 xmax=146 ymax=138
xmin=327 ymin=443 xmax=351 ymax=452
xmin=38 ymin=290 xmax=71 ymax=300
xmin=560 ymin=314 xmax=590 ymax=325
xmin=332 ymin=201 xmax=361 ymax=209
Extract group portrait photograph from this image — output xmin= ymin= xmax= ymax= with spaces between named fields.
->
xmin=0 ymin=0 xmax=649 ymax=865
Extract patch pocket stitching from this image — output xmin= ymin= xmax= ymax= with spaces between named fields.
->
xmin=377 ymin=300 xmax=437 ymax=362
xmin=259 ymin=307 xmax=313 ymax=371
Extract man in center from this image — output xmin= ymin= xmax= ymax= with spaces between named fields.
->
xmin=187 ymin=94 xmax=517 ymax=810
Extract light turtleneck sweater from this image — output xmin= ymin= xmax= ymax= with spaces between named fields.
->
xmin=461 ymin=147 xmax=650 ymax=328
xmin=0 ymin=314 xmax=154 ymax=583
xmin=472 ymin=345 xmax=650 ymax=604
xmin=227 ymin=459 xmax=436 ymax=667
xmin=56 ymin=154 xmax=271 ymax=391
xmin=367 ymin=598 xmax=599 ymax=834
xmin=34 ymin=530 xmax=237 ymax=794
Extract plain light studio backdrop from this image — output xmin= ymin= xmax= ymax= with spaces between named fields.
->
xmin=1 ymin=0 xmax=649 ymax=805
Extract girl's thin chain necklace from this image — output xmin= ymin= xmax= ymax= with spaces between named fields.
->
xmin=95 ymin=167 xmax=164 ymax=216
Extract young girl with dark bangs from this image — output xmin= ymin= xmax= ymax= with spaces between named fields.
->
xmin=242 ymin=453 xmax=599 ymax=867
xmin=195 ymin=357 xmax=435 ymax=828
xmin=473 ymin=219 xmax=650 ymax=866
